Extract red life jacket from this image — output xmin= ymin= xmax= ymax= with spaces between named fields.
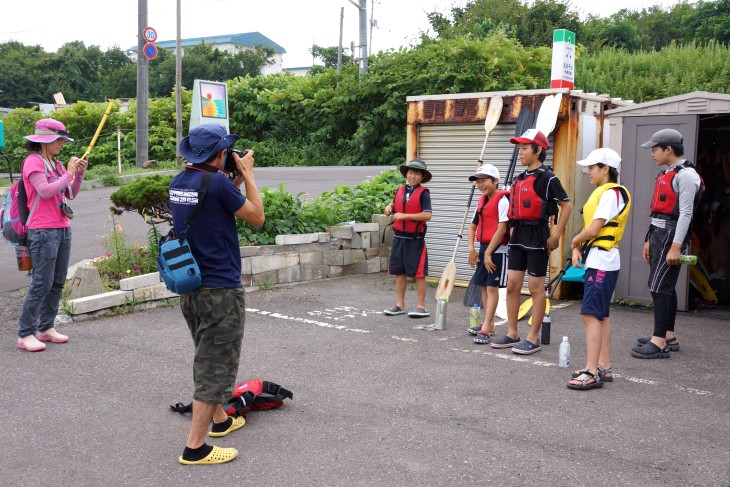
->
xmin=171 ymin=378 xmax=293 ymax=417
xmin=508 ymin=168 xmax=556 ymax=224
xmin=476 ymin=190 xmax=509 ymax=244
xmin=393 ymin=185 xmax=428 ymax=235
xmin=650 ymin=161 xmax=705 ymax=221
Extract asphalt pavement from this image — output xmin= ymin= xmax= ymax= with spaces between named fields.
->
xmin=1 ymin=273 xmax=728 ymax=486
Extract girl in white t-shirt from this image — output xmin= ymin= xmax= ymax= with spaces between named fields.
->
xmin=568 ymin=148 xmax=632 ymax=390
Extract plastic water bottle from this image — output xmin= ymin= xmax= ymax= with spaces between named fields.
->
xmin=434 ymin=297 xmax=448 ymax=330
xmin=558 ymin=336 xmax=571 ymax=368
xmin=680 ymin=255 xmax=697 ymax=265
xmin=470 ymin=304 xmax=480 ymax=328
xmin=540 ymin=315 xmax=551 ymax=345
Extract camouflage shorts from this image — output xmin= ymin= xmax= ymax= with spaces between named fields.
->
xmin=180 ymin=287 xmax=245 ymax=404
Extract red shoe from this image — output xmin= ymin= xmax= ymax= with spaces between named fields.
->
xmin=17 ymin=336 xmax=46 ymax=352
xmin=37 ymin=329 xmax=69 ymax=344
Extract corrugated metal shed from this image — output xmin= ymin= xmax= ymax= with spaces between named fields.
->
xmin=405 ymin=88 xmax=632 ymax=295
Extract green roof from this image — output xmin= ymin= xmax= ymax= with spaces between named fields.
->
xmin=131 ymin=31 xmax=285 ymax=53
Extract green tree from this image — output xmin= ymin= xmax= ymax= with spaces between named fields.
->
xmin=310 ymin=44 xmax=352 ymax=68
xmin=0 ymin=42 xmax=50 ymax=108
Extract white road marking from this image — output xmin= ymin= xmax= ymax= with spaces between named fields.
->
xmin=247 ymin=308 xmax=371 ymax=333
xmin=392 ymin=336 xmax=418 ymax=343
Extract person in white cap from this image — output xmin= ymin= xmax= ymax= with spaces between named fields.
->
xmin=465 ymin=164 xmax=510 ymax=344
xmin=632 ymin=129 xmax=704 ymax=359
xmin=568 ymin=148 xmax=631 ymax=390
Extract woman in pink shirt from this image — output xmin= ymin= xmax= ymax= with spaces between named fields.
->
xmin=17 ymin=119 xmax=87 ymax=352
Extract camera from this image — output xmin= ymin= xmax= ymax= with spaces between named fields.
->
xmin=224 ymin=148 xmax=249 ymax=175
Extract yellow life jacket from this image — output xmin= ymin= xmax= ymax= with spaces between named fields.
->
xmin=581 ymin=183 xmax=631 ymax=251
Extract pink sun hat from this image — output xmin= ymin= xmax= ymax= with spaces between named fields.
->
xmin=24 ymin=118 xmax=74 ymax=144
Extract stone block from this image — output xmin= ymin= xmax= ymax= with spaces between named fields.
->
xmin=344 ymin=249 xmax=366 ymax=265
xmin=365 ymin=248 xmax=379 ymax=259
xmin=239 ymin=246 xmax=261 ymax=257
xmin=300 ymin=264 xmax=329 ymax=281
xmin=275 ymin=233 xmax=320 ymax=245
xmin=241 ymin=257 xmax=252 ymax=275
xmin=343 ymin=260 xmax=369 ymax=276
xmin=383 ymin=225 xmax=394 ymax=245
xmin=328 ymin=225 xmax=353 ymax=239
xmin=350 ymin=233 xmax=363 ymax=249
xmin=361 ymin=232 xmax=372 ymax=249
xmin=119 ymin=271 xmax=161 ymax=291
xmin=252 ymin=271 xmax=277 ymax=286
xmin=328 ymin=265 xmax=344 ymax=278
xmin=67 ymin=290 xmax=134 ymax=315
xmin=380 ymin=257 xmax=389 ymax=271
xmin=300 ymin=252 xmax=324 ymax=265
xmin=369 ymin=231 xmax=380 ymax=246
xmin=379 ymin=246 xmax=391 ymax=258
xmin=133 ymin=283 xmax=179 ymax=301
xmin=67 ymin=265 xmax=105 ymax=299
xmin=366 ymin=258 xmax=381 ymax=274
xmin=257 ymin=245 xmax=281 ymax=255
xmin=292 ymin=242 xmax=331 ymax=253
xmin=276 ymin=266 xmax=301 ymax=284
xmin=317 ymin=232 xmax=330 ymax=243
xmin=250 ymin=253 xmax=300 ymax=274
xmin=371 ymin=213 xmax=392 ymax=228
xmin=323 ymin=250 xmax=345 ymax=266
xmin=336 ymin=238 xmax=352 ymax=250
xmin=353 ymin=222 xmax=379 ymax=232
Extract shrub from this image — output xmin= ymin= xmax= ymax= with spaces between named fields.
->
xmin=111 ymin=168 xmax=400 ymax=246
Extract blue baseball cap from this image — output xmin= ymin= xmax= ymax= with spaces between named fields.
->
xmin=179 ymin=124 xmax=240 ymax=164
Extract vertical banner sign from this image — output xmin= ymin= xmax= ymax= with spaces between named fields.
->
xmin=550 ymin=29 xmax=575 ymax=89
xmin=189 ymin=80 xmax=230 ymax=132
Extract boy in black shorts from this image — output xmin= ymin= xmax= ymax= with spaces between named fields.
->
xmin=466 ymin=164 xmax=510 ymax=344
xmin=383 ymin=159 xmax=433 ymax=318
xmin=491 ymin=129 xmax=572 ymax=355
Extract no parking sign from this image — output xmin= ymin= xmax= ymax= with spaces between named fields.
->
xmin=143 ymin=43 xmax=158 ymax=60
xmin=142 ymin=27 xmax=158 ymax=60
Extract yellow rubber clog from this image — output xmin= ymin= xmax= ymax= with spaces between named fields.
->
xmin=178 ymin=445 xmax=238 ymax=465
xmin=208 ymin=415 xmax=245 ymax=437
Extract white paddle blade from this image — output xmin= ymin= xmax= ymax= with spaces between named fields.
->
xmin=436 ymin=260 xmax=457 ymax=300
xmin=495 ymin=287 xmax=508 ymax=319
xmin=534 ymin=95 xmax=554 ymax=135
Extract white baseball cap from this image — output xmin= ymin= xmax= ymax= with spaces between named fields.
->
xmin=469 ymin=163 xmax=500 ymax=181
xmin=576 ymin=148 xmax=621 ymax=169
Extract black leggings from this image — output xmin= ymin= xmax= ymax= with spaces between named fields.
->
xmin=652 ymin=290 xmax=678 ymax=338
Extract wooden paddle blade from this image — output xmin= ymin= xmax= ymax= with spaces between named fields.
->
xmin=478 ymin=96 xmax=504 ymax=161
xmin=436 ymin=260 xmax=457 ymax=299
xmin=485 ymin=96 xmax=503 ymax=133
xmin=495 ymin=287 xmax=508 ymax=319
xmin=517 ymin=298 xmax=532 ymax=320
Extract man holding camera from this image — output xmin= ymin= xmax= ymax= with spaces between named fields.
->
xmin=170 ymin=124 xmax=264 ymax=465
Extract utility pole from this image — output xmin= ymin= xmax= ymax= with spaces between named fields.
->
xmin=337 ymin=7 xmax=344 ymax=75
xmin=347 ymin=0 xmax=367 ymax=75
xmin=136 ymin=0 xmax=149 ymax=167
xmin=175 ymin=0 xmax=182 ymax=164
xmin=369 ymin=0 xmax=375 ymax=56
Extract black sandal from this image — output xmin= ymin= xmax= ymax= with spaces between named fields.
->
xmin=571 ymin=365 xmax=613 ymax=382
xmin=567 ymin=370 xmax=604 ymax=390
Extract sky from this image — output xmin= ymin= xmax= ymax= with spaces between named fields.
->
xmin=0 ymin=0 xmax=690 ymax=68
